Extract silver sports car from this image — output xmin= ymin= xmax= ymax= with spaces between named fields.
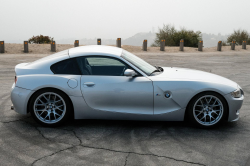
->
xmin=11 ymin=45 xmax=244 ymax=128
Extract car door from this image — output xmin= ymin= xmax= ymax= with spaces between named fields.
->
xmin=77 ymin=55 xmax=153 ymax=115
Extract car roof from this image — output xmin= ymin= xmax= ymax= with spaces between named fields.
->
xmin=68 ymin=45 xmax=123 ymax=58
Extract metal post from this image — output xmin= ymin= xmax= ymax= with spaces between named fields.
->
xmin=0 ymin=41 xmax=4 ymax=53
xmin=97 ymin=38 xmax=101 ymax=45
xmin=217 ymin=41 xmax=222 ymax=51
xmin=231 ymin=41 xmax=235 ymax=50
xmin=24 ymin=41 xmax=28 ymax=53
xmin=179 ymin=39 xmax=184 ymax=51
xmin=160 ymin=39 xmax=165 ymax=51
xmin=116 ymin=38 xmax=121 ymax=48
xmin=74 ymin=40 xmax=79 ymax=47
xmin=242 ymin=41 xmax=246 ymax=49
xmin=198 ymin=41 xmax=203 ymax=51
xmin=51 ymin=41 xmax=56 ymax=52
xmin=143 ymin=40 xmax=147 ymax=51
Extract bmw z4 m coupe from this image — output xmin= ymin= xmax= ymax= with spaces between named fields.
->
xmin=11 ymin=45 xmax=244 ymax=128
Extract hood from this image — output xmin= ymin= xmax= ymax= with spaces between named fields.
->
xmin=152 ymin=67 xmax=238 ymax=89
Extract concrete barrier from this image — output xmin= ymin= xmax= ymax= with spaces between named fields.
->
xmin=116 ymin=38 xmax=121 ymax=48
xmin=179 ymin=39 xmax=184 ymax=51
xmin=51 ymin=41 xmax=56 ymax=52
xmin=24 ymin=41 xmax=28 ymax=53
xmin=160 ymin=39 xmax=165 ymax=51
xmin=198 ymin=41 xmax=203 ymax=51
xmin=97 ymin=38 xmax=101 ymax=45
xmin=74 ymin=40 xmax=79 ymax=47
xmin=143 ymin=40 xmax=147 ymax=51
xmin=0 ymin=41 xmax=4 ymax=53
xmin=231 ymin=41 xmax=236 ymax=50
xmin=217 ymin=41 xmax=222 ymax=51
xmin=242 ymin=41 xmax=247 ymax=49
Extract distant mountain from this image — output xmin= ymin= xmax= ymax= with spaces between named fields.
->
xmin=202 ymin=33 xmax=229 ymax=47
xmin=56 ymin=32 xmax=156 ymax=46
xmin=123 ymin=32 xmax=156 ymax=46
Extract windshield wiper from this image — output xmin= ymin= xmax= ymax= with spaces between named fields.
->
xmin=155 ymin=66 xmax=163 ymax=72
xmin=150 ymin=68 xmax=161 ymax=76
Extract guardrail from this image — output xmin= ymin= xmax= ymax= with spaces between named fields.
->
xmin=0 ymin=39 xmax=248 ymax=53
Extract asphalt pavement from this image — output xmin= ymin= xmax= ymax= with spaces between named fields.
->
xmin=0 ymin=51 xmax=249 ymax=166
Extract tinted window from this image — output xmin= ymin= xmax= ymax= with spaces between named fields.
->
xmin=87 ymin=57 xmax=125 ymax=66
xmin=51 ymin=58 xmax=81 ymax=75
xmin=76 ymin=56 xmax=130 ymax=76
xmin=122 ymin=50 xmax=156 ymax=76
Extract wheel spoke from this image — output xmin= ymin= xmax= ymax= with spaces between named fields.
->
xmin=54 ymin=112 xmax=60 ymax=116
xmin=208 ymin=97 xmax=212 ymax=105
xmin=35 ymin=108 xmax=46 ymax=112
xmin=212 ymin=104 xmax=221 ymax=107
xmin=36 ymin=103 xmax=45 ymax=106
xmin=56 ymin=107 xmax=64 ymax=111
xmin=38 ymin=99 xmax=45 ymax=104
xmin=54 ymin=100 xmax=62 ymax=103
xmin=209 ymin=115 xmax=212 ymax=122
xmin=196 ymin=112 xmax=203 ymax=117
xmin=205 ymin=97 xmax=209 ymax=104
xmin=212 ymin=99 xmax=217 ymax=105
xmin=44 ymin=112 xmax=49 ymax=119
xmin=200 ymin=100 xmax=204 ymax=107
xmin=211 ymin=110 xmax=219 ymax=115
xmin=43 ymin=95 xmax=49 ymax=102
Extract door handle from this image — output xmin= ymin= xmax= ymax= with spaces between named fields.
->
xmin=83 ymin=82 xmax=95 ymax=87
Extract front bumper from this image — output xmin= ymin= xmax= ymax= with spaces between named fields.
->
xmin=11 ymin=84 xmax=33 ymax=115
xmin=224 ymin=93 xmax=244 ymax=122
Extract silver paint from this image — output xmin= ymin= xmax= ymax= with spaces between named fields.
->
xmin=10 ymin=45 xmax=244 ymax=123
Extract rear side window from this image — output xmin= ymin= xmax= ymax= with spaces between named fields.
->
xmin=51 ymin=58 xmax=81 ymax=75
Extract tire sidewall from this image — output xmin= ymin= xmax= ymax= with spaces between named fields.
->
xmin=29 ymin=88 xmax=71 ymax=127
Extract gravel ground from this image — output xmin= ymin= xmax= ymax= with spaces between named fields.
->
xmin=0 ymin=51 xmax=250 ymax=166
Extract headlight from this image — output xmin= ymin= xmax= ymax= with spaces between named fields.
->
xmin=231 ymin=89 xmax=242 ymax=98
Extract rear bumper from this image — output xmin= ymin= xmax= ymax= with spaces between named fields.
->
xmin=11 ymin=84 xmax=33 ymax=115
xmin=224 ymin=93 xmax=244 ymax=122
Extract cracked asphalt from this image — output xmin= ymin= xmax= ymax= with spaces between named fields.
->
xmin=0 ymin=51 xmax=250 ymax=166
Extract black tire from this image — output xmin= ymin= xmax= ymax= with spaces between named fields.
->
xmin=29 ymin=88 xmax=72 ymax=127
xmin=187 ymin=91 xmax=228 ymax=128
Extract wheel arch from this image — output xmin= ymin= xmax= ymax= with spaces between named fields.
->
xmin=27 ymin=87 xmax=75 ymax=119
xmin=184 ymin=90 xmax=229 ymax=121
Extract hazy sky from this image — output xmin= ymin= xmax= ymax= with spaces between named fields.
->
xmin=1 ymin=0 xmax=250 ymax=42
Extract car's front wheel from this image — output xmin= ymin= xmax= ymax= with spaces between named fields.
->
xmin=29 ymin=89 xmax=71 ymax=127
xmin=187 ymin=92 xmax=228 ymax=128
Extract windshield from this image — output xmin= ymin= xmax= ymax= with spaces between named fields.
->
xmin=121 ymin=50 xmax=156 ymax=76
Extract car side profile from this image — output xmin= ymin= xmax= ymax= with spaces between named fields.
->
xmin=11 ymin=45 xmax=244 ymax=128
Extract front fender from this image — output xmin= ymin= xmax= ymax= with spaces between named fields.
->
xmin=153 ymin=80 xmax=237 ymax=109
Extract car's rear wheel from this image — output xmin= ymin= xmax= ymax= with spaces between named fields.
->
xmin=29 ymin=89 xmax=71 ymax=127
xmin=187 ymin=92 xmax=228 ymax=128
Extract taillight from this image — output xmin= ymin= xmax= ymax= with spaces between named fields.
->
xmin=15 ymin=76 xmax=17 ymax=84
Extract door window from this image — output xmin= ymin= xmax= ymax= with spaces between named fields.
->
xmin=50 ymin=58 xmax=81 ymax=75
xmin=76 ymin=56 xmax=130 ymax=76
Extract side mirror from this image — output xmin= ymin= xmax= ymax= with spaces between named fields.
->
xmin=124 ymin=69 xmax=137 ymax=77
